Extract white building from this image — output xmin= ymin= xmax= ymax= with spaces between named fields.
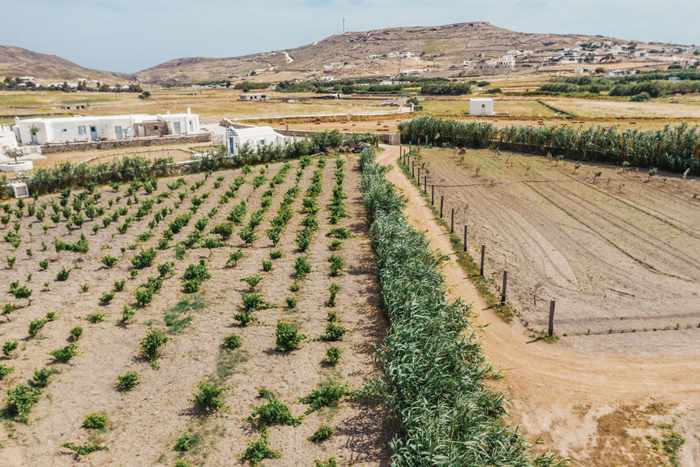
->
xmin=469 ymin=98 xmax=495 ymax=116
xmin=239 ymin=94 xmax=268 ymax=102
xmin=0 ymin=125 xmax=18 ymax=157
xmin=13 ymin=110 xmax=202 ymax=145
xmin=225 ymin=126 xmax=290 ymax=156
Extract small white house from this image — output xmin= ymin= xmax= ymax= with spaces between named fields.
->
xmin=13 ymin=109 xmax=202 ymax=146
xmin=225 ymin=126 xmax=290 ymax=156
xmin=0 ymin=126 xmax=19 ymax=158
xmin=239 ymin=94 xmax=268 ymax=102
xmin=469 ymin=98 xmax=495 ymax=116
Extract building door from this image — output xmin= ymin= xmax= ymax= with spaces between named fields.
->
xmin=90 ymin=126 xmax=98 ymax=142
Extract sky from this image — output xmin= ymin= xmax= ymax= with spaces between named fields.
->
xmin=1 ymin=0 xmax=698 ymax=73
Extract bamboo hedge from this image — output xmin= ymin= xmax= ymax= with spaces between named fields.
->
xmin=24 ymin=131 xmax=378 ymax=195
xmin=399 ymin=116 xmax=700 ymax=175
xmin=359 ymin=148 xmax=560 ymax=466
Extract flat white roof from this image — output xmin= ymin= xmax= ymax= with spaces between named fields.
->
xmin=228 ymin=126 xmax=282 ymax=138
xmin=16 ymin=113 xmax=196 ymax=125
xmin=470 ymin=98 xmax=494 ymax=103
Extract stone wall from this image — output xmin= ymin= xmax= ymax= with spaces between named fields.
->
xmin=41 ymin=133 xmax=211 ymax=154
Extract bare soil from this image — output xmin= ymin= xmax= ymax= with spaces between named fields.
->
xmin=377 ymin=144 xmax=700 ymax=467
xmin=0 ymin=155 xmax=390 ymax=466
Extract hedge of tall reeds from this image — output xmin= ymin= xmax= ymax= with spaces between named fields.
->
xmin=359 ymin=148 xmax=560 ymax=466
xmin=25 ymin=131 xmax=377 ymax=195
xmin=399 ymin=116 xmax=700 ymax=175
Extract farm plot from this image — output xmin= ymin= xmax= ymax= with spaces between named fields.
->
xmin=0 ymin=154 xmax=389 ymax=466
xmin=411 ymin=147 xmax=700 ymax=339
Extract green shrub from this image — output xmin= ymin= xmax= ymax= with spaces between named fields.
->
xmin=113 ymin=279 xmax=125 ymax=292
xmin=101 ymin=255 xmax=117 ymax=268
xmin=9 ymin=281 xmax=31 ymax=300
xmin=69 ymin=326 xmax=83 ymax=342
xmin=300 ymin=380 xmax=347 ymax=412
xmin=248 ymin=391 xmax=301 ymax=428
xmin=261 ymin=260 xmax=272 ymax=272
xmin=241 ymin=275 xmax=262 ymax=290
xmin=323 ymin=347 xmax=342 ymax=366
xmin=119 ymin=305 xmax=135 ymax=325
xmin=28 ymin=318 xmax=48 ymax=338
xmin=5 ymin=384 xmax=41 ymax=422
xmin=140 ymin=329 xmax=167 ymax=365
xmin=213 ymin=222 xmax=234 ymax=240
xmin=0 ymin=364 xmax=12 ymax=380
xmin=62 ymin=440 xmax=107 ymax=457
xmin=83 ymin=412 xmax=108 ymax=430
xmin=222 ymin=335 xmax=241 ymax=350
xmin=293 ymin=256 xmax=310 ymax=279
xmin=131 ymin=248 xmax=156 ymax=270
xmin=174 ymin=431 xmax=201 ymax=452
xmin=275 ymin=321 xmax=304 ymax=352
xmin=225 ymin=249 xmax=244 ymax=268
xmin=99 ymin=292 xmax=114 ymax=306
xmin=86 ymin=312 xmax=105 ymax=324
xmin=314 ymin=457 xmax=338 ymax=467
xmin=321 ymin=320 xmax=346 ymax=342
xmin=29 ymin=367 xmax=58 ymax=388
xmin=50 ymin=343 xmax=78 ymax=363
xmin=234 ymin=310 xmax=254 ymax=327
xmin=115 ymin=371 xmax=140 ymax=392
xmin=328 ymin=255 xmax=344 ymax=276
xmin=270 ymin=250 xmax=282 ymax=260
xmin=241 ymin=432 xmax=280 ymax=465
xmin=309 ymin=424 xmax=334 ymax=443
xmin=286 ymin=297 xmax=296 ymax=309
xmin=39 ymin=259 xmax=49 ymax=270
xmin=2 ymin=340 xmax=18 ymax=357
xmin=193 ymin=379 xmax=227 ymax=414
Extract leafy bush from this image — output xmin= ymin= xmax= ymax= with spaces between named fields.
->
xmin=131 ymin=248 xmax=156 ymax=270
xmin=241 ymin=432 xmax=280 ymax=465
xmin=193 ymin=379 xmax=227 ymax=414
xmin=2 ymin=340 xmax=18 ymax=357
xmin=300 ymin=380 xmax=347 ymax=412
xmin=249 ymin=389 xmax=301 ymax=428
xmin=50 ymin=343 xmax=78 ymax=363
xmin=5 ymin=384 xmax=41 ymax=422
xmin=293 ymin=256 xmax=311 ymax=279
xmin=321 ymin=320 xmax=346 ymax=342
xmin=115 ymin=371 xmax=140 ymax=392
xmin=28 ymin=318 xmax=48 ymax=338
xmin=0 ymin=365 xmax=13 ymax=380
xmin=261 ymin=260 xmax=272 ymax=272
xmin=140 ymin=329 xmax=168 ymax=365
xmin=85 ymin=312 xmax=105 ymax=324
xmin=275 ymin=321 xmax=304 ymax=352
xmin=83 ymin=412 xmax=108 ymax=430
xmin=309 ymin=424 xmax=334 ymax=443
xmin=174 ymin=431 xmax=201 ymax=452
xmin=69 ymin=326 xmax=83 ymax=341
xmin=222 ymin=335 xmax=241 ymax=350
xmin=99 ymin=292 xmax=114 ymax=306
xmin=226 ymin=249 xmax=244 ymax=268
xmin=241 ymin=275 xmax=262 ymax=290
xmin=101 ymin=255 xmax=117 ymax=268
xmin=29 ymin=367 xmax=58 ymax=388
xmin=323 ymin=347 xmax=342 ymax=367
xmin=213 ymin=222 xmax=234 ymax=240
xmin=55 ymin=267 xmax=70 ymax=281
xmin=62 ymin=440 xmax=107 ymax=457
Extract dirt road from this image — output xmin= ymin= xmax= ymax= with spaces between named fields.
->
xmin=376 ymin=144 xmax=700 ymax=466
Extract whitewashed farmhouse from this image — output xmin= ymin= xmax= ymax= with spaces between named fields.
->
xmin=225 ymin=126 xmax=289 ymax=156
xmin=469 ymin=98 xmax=495 ymax=116
xmin=13 ymin=110 xmax=202 ymax=146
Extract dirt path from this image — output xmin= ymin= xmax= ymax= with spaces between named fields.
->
xmin=377 ymin=145 xmax=700 ymax=466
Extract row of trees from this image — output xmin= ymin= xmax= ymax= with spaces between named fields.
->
xmin=25 ymin=131 xmax=378 ymax=195
xmin=399 ymin=116 xmax=700 ymax=175
xmin=0 ymin=77 xmax=143 ymax=93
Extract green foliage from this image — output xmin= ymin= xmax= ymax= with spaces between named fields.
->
xmin=225 ymin=249 xmax=244 ymax=268
xmin=140 ymin=329 xmax=168 ymax=365
xmin=50 ymin=343 xmax=78 ymax=363
xmin=323 ymin=347 xmax=342 ymax=367
xmin=5 ymin=384 xmax=40 ymax=422
xmin=82 ymin=412 xmax=109 ymax=430
xmin=300 ymin=380 xmax=347 ymax=412
xmin=320 ymin=319 xmax=346 ymax=342
xmin=164 ymin=295 xmax=205 ymax=333
xmin=328 ymin=255 xmax=344 ymax=276
xmin=38 ymin=259 xmax=49 ymax=271
xmin=28 ymin=318 xmax=48 ymax=337
xmin=275 ymin=321 xmax=304 ymax=352
xmin=261 ymin=260 xmax=272 ymax=272
xmin=241 ymin=275 xmax=262 ymax=290
xmin=248 ymin=391 xmax=301 ymax=428
xmin=192 ymin=379 xmax=227 ymax=414
xmin=360 ymin=148 xmax=549 ymax=465
xmin=293 ymin=256 xmax=311 ymax=279
xmin=131 ymin=248 xmax=156 ymax=270
xmin=55 ymin=267 xmax=70 ymax=281
xmin=182 ymin=260 xmax=210 ymax=293
xmin=2 ymin=340 xmax=18 ymax=357
xmin=85 ymin=312 xmax=105 ymax=324
xmin=115 ymin=371 xmax=140 ymax=392
xmin=99 ymin=291 xmax=114 ymax=306
xmin=9 ymin=281 xmax=32 ymax=300
xmin=213 ymin=222 xmax=234 ymax=240
xmin=222 ymin=335 xmax=241 ymax=350
xmin=29 ymin=367 xmax=58 ymax=388
xmin=309 ymin=424 xmax=334 ymax=443
xmin=0 ymin=365 xmax=12 ymax=380
xmin=62 ymin=440 xmax=107 ymax=457
xmin=241 ymin=432 xmax=280 ymax=466
xmin=174 ymin=431 xmax=201 ymax=452
xmin=69 ymin=326 xmax=83 ymax=341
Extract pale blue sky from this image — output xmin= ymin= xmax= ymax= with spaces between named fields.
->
xmin=2 ymin=0 xmax=698 ymax=72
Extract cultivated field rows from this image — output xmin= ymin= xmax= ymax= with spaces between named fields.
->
xmin=417 ymin=147 xmax=700 ymax=338
xmin=0 ymin=153 xmax=389 ymax=466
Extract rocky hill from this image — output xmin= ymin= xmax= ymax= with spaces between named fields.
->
xmin=135 ymin=22 xmax=686 ymax=84
xmin=0 ymin=45 xmax=127 ymax=82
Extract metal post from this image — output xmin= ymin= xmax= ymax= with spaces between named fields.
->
xmin=450 ymin=208 xmax=454 ymax=233
xmin=463 ymin=225 xmax=468 ymax=252
xmin=431 ymin=185 xmax=435 ymax=205
xmin=440 ymin=195 xmax=444 ymax=218
xmin=501 ymin=271 xmax=508 ymax=305
xmin=480 ymin=245 xmax=485 ymax=277
xmin=548 ymin=300 xmax=556 ymax=337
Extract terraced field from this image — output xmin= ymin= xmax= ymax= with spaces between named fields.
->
xmin=0 ymin=154 xmax=389 ymax=466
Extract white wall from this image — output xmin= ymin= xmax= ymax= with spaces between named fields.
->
xmin=225 ymin=127 xmax=288 ymax=155
xmin=0 ymin=126 xmax=18 ymax=154
xmin=469 ymin=99 xmax=495 ymax=116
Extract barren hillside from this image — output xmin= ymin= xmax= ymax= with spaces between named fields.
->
xmin=0 ymin=45 xmax=127 ymax=82
xmin=135 ymin=22 xmax=681 ymax=84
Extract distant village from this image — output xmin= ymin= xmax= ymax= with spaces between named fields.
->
xmin=0 ymin=76 xmax=143 ymax=93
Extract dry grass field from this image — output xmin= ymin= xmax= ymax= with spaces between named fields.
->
xmin=413 ymin=147 xmax=700 ymax=342
xmin=0 ymin=154 xmax=390 ymax=466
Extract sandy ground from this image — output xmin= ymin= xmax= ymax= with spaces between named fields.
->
xmin=377 ymin=144 xmax=700 ymax=467
xmin=0 ymin=156 xmax=391 ymax=465
xmin=413 ymin=147 xmax=700 ymax=341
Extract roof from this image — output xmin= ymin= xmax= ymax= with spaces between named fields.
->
xmin=227 ymin=126 xmax=284 ymax=138
xmin=470 ymin=98 xmax=494 ymax=103
xmin=15 ymin=113 xmax=197 ymax=125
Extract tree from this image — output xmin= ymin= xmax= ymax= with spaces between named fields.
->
xmin=139 ymin=91 xmax=152 ymax=100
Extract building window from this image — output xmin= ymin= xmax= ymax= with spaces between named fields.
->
xmin=78 ymin=126 xmax=87 ymax=135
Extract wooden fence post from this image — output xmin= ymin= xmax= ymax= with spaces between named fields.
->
xmin=463 ymin=225 xmax=468 ymax=252
xmin=423 ymin=176 xmax=427 ymax=193
xmin=431 ymin=185 xmax=435 ymax=205
xmin=480 ymin=245 xmax=485 ymax=277
xmin=450 ymin=208 xmax=454 ymax=233
xmin=501 ymin=271 xmax=508 ymax=305
xmin=417 ymin=167 xmax=421 ymax=183
xmin=548 ymin=300 xmax=556 ymax=337
xmin=440 ymin=195 xmax=444 ymax=218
